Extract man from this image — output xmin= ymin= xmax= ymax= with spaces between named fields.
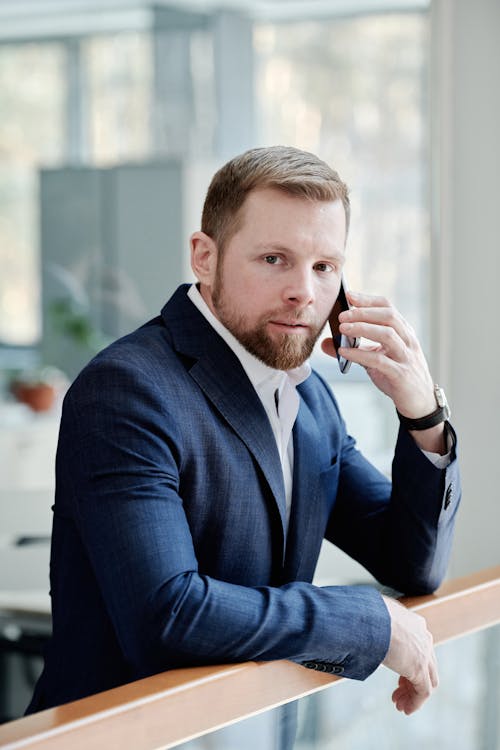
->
xmin=28 ymin=146 xmax=460 ymax=717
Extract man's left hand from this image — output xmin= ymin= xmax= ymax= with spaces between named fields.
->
xmin=321 ymin=291 xmax=446 ymax=453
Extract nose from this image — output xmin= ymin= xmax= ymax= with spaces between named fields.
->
xmin=282 ymin=266 xmax=315 ymax=307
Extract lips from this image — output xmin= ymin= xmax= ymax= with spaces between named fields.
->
xmin=269 ymin=320 xmax=310 ymax=331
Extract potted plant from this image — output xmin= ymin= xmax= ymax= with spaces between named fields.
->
xmin=9 ymin=366 xmax=68 ymax=413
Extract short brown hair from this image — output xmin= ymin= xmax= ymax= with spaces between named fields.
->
xmin=201 ymin=145 xmax=350 ymax=252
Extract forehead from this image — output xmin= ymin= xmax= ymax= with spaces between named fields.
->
xmin=235 ymin=187 xmax=346 ymax=251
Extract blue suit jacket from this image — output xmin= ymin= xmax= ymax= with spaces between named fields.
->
xmin=27 ymin=285 xmax=460 ymax=712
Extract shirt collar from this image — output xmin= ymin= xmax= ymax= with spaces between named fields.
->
xmin=187 ymin=284 xmax=311 ymax=393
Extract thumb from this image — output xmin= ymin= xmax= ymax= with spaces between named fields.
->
xmin=321 ymin=337 xmax=337 ymax=358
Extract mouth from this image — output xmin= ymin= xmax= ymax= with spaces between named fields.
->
xmin=268 ymin=320 xmax=311 ymax=334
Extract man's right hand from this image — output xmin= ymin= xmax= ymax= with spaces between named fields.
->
xmin=381 ymin=595 xmax=438 ymax=715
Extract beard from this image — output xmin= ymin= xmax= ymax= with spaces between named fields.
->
xmin=212 ymin=271 xmax=326 ymax=371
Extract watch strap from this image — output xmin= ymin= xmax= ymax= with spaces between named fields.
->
xmin=397 ymin=384 xmax=451 ymax=431
xmin=397 ymin=406 xmax=449 ymax=431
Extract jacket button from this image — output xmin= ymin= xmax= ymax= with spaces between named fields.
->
xmin=444 ymin=484 xmax=453 ymax=509
xmin=301 ymin=661 xmax=344 ymax=675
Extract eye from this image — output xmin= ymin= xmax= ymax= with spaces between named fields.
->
xmin=314 ymin=262 xmax=334 ymax=273
xmin=264 ymin=255 xmax=282 ymax=265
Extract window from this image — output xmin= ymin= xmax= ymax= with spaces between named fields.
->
xmin=84 ymin=32 xmax=152 ymax=165
xmin=0 ymin=23 xmax=215 ymax=355
xmin=0 ymin=42 xmax=65 ymax=346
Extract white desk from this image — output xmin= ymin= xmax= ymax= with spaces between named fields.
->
xmin=0 ymin=591 xmax=51 ymax=638
xmin=0 ymin=403 xmax=59 ymax=491
xmin=0 ymin=404 xmax=57 ymax=720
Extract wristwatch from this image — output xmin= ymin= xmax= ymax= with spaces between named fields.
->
xmin=397 ymin=385 xmax=451 ymax=431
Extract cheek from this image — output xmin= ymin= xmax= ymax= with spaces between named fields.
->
xmin=220 ymin=275 xmax=260 ymax=317
xmin=318 ymin=285 xmax=338 ymax=314
xmin=230 ymin=270 xmax=275 ymax=307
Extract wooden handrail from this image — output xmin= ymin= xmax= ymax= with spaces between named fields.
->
xmin=1 ymin=565 xmax=499 ymax=750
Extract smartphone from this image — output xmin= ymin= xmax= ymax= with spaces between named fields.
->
xmin=328 ymin=276 xmax=360 ymax=374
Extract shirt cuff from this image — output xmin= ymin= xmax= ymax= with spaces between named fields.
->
xmin=420 ymin=426 xmax=454 ymax=469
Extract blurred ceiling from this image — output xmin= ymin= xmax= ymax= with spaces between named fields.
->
xmin=0 ymin=0 xmax=429 ymax=41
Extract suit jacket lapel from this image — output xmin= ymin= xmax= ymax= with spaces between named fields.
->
xmin=190 ymin=353 xmax=287 ymax=535
xmin=162 ymin=286 xmax=288 ymax=543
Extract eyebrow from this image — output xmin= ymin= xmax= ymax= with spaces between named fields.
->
xmin=257 ymin=242 xmax=346 ymax=264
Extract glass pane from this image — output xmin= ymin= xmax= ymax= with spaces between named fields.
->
xmin=190 ymin=30 xmax=216 ymax=157
xmin=84 ymin=32 xmax=152 ymax=165
xmin=0 ymin=42 xmax=65 ymax=345
xmin=175 ymin=625 xmax=500 ymax=750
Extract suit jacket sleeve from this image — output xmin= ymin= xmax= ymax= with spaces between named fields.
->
xmin=320 ymin=375 xmax=460 ymax=596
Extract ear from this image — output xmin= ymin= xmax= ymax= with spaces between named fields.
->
xmin=190 ymin=231 xmax=218 ymax=287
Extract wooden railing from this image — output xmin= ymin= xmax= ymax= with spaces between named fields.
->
xmin=1 ymin=565 xmax=499 ymax=750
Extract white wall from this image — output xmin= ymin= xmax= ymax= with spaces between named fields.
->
xmin=431 ymin=0 xmax=500 ymax=576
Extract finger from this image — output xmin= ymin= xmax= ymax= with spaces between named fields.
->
xmin=392 ymin=678 xmax=420 ymax=715
xmin=392 ymin=677 xmax=411 ymax=705
xmin=412 ymin=669 xmax=433 ymax=711
xmin=393 ymin=680 xmax=428 ymax=716
xmin=339 ymin=321 xmax=407 ymax=361
xmin=429 ymin=651 xmax=439 ymax=689
xmin=339 ymin=305 xmax=414 ymax=348
xmin=320 ymin=337 xmax=337 ymax=358
xmin=394 ymin=690 xmax=422 ymax=715
xmin=346 ymin=290 xmax=392 ymax=308
xmin=337 ymin=345 xmax=400 ymax=376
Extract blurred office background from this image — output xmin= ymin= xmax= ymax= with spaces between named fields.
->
xmin=0 ymin=0 xmax=498 ymax=741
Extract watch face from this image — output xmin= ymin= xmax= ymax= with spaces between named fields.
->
xmin=435 ymin=385 xmax=451 ymax=419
